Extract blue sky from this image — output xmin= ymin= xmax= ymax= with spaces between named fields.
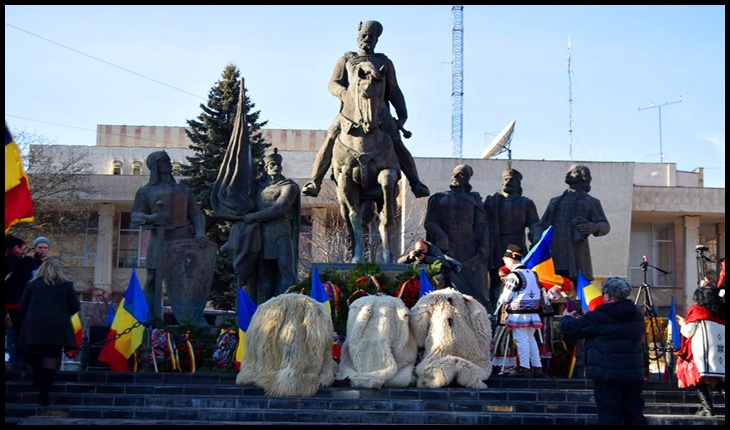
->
xmin=5 ymin=5 xmax=725 ymax=188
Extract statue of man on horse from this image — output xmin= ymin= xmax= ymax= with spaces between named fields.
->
xmin=302 ymin=20 xmax=430 ymax=200
xmin=309 ymin=20 xmax=430 ymax=264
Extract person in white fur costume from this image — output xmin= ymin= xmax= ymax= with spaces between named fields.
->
xmin=235 ymin=293 xmax=338 ymax=397
xmin=336 ymin=294 xmax=418 ymax=388
xmin=410 ymin=288 xmax=493 ymax=388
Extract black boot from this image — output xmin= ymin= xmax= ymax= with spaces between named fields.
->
xmin=715 ymin=381 xmax=725 ymax=400
xmin=29 ymin=354 xmax=43 ymax=390
xmin=38 ymin=368 xmax=56 ymax=407
xmin=695 ymin=383 xmax=715 ymax=417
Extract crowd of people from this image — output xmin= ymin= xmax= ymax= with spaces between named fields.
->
xmin=6 ymin=234 xmax=79 ymax=407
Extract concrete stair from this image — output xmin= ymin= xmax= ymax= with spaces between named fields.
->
xmin=4 ymin=369 xmax=724 ymax=425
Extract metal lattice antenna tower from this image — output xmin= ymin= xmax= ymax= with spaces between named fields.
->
xmin=451 ymin=5 xmax=464 ymax=159
xmin=568 ymin=36 xmax=573 ymax=161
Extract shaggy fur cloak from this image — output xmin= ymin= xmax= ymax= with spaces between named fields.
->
xmin=410 ymin=288 xmax=493 ymax=388
xmin=235 ymin=294 xmax=337 ymax=396
xmin=336 ymin=294 xmax=418 ymax=388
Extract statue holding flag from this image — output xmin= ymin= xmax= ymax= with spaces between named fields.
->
xmin=212 ymin=78 xmax=300 ymax=306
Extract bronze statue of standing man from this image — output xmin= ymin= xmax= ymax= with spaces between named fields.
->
xmin=484 ymin=168 xmax=540 ymax=306
xmin=424 ymin=164 xmax=490 ymax=309
xmin=131 ymin=150 xmax=214 ymax=325
xmin=534 ymin=164 xmax=610 ymax=284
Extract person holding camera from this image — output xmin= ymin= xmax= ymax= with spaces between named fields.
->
xmin=398 ymin=239 xmax=462 ymax=289
xmin=26 ymin=236 xmax=51 ymax=276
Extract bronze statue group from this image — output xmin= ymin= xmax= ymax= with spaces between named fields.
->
xmin=126 ymin=19 xmax=721 ymax=427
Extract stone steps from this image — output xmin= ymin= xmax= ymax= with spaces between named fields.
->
xmin=4 ymin=370 xmax=724 ymax=425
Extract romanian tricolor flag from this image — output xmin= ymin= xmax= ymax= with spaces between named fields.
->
xmin=5 ymin=123 xmax=34 ymax=233
xmin=234 ymin=287 xmax=257 ymax=371
xmin=576 ymin=270 xmax=604 ymax=312
xmin=310 ymin=266 xmax=331 ymax=315
xmin=66 ymin=312 xmax=83 ymax=359
xmin=98 ymin=269 xmax=150 ymax=372
xmin=523 ymin=226 xmax=573 ymax=292
xmin=418 ymin=267 xmax=434 ymax=298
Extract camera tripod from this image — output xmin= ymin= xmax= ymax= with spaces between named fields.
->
xmin=634 ymin=256 xmax=671 ymax=380
xmin=695 ymin=245 xmax=712 ymax=287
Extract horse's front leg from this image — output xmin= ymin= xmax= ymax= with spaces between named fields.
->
xmin=377 ymin=169 xmax=399 ymax=264
xmin=335 ymin=168 xmax=365 ymax=264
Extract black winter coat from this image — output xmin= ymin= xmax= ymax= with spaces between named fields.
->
xmin=559 ymin=299 xmax=646 ymax=382
xmin=18 ymin=279 xmax=81 ymax=350
xmin=4 ymin=253 xmax=34 ymax=307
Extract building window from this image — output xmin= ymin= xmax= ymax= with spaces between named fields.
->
xmin=132 ymin=160 xmax=143 ymax=176
xmin=117 ymin=212 xmax=141 ymax=268
xmin=629 ymin=222 xmax=674 ymax=288
xmin=172 ymin=161 xmax=181 ymax=176
xmin=62 ymin=216 xmax=98 ymax=268
xmin=113 ymin=159 xmax=123 ymax=175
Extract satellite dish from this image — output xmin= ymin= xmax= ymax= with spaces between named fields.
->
xmin=481 ymin=120 xmax=516 ymax=159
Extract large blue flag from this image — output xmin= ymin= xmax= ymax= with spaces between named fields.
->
xmin=668 ymin=295 xmax=681 ymax=350
xmin=419 ymin=267 xmax=434 ymax=298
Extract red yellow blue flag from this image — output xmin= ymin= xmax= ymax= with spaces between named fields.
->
xmin=310 ymin=266 xmax=331 ymax=315
xmin=65 ymin=312 xmax=83 ymax=359
xmin=523 ymin=226 xmax=573 ymax=292
xmin=5 ymin=123 xmax=34 ymax=232
xmin=98 ymin=269 xmax=150 ymax=372
xmin=576 ymin=270 xmax=604 ymax=312
xmin=235 ymin=287 xmax=257 ymax=370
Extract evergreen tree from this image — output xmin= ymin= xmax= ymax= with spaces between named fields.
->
xmin=181 ymin=63 xmax=271 ymax=310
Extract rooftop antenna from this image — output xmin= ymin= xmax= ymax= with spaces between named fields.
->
xmin=568 ymin=36 xmax=573 ymax=161
xmin=638 ymin=96 xmax=682 ymax=163
xmin=481 ymin=120 xmax=516 ymax=169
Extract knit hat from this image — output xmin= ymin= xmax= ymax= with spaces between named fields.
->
xmin=32 ymin=236 xmax=51 ymax=248
xmin=601 ymin=277 xmax=631 ymax=299
xmin=503 ymin=244 xmax=523 ymax=261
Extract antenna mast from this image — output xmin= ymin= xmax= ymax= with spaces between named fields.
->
xmin=638 ymin=96 xmax=682 ymax=163
xmin=568 ymin=36 xmax=573 ymax=161
xmin=451 ymin=5 xmax=464 ymax=159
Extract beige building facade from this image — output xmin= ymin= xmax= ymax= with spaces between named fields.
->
xmin=38 ymin=125 xmax=725 ymax=313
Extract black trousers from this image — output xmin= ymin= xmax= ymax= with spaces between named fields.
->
xmin=593 ymin=379 xmax=648 ymax=425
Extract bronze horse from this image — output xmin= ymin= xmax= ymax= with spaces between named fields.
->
xmin=331 ymin=60 xmax=400 ymax=264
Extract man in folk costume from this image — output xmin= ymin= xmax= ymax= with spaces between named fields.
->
xmin=496 ymin=244 xmax=545 ymax=378
xmin=676 ymin=286 xmax=726 ymax=416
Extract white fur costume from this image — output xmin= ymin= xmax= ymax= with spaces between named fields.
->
xmin=336 ymin=294 xmax=418 ymax=388
xmin=235 ymin=294 xmax=337 ymax=396
xmin=410 ymin=288 xmax=493 ymax=388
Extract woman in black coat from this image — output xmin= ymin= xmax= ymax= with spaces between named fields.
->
xmin=18 ymin=258 xmax=81 ymax=407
